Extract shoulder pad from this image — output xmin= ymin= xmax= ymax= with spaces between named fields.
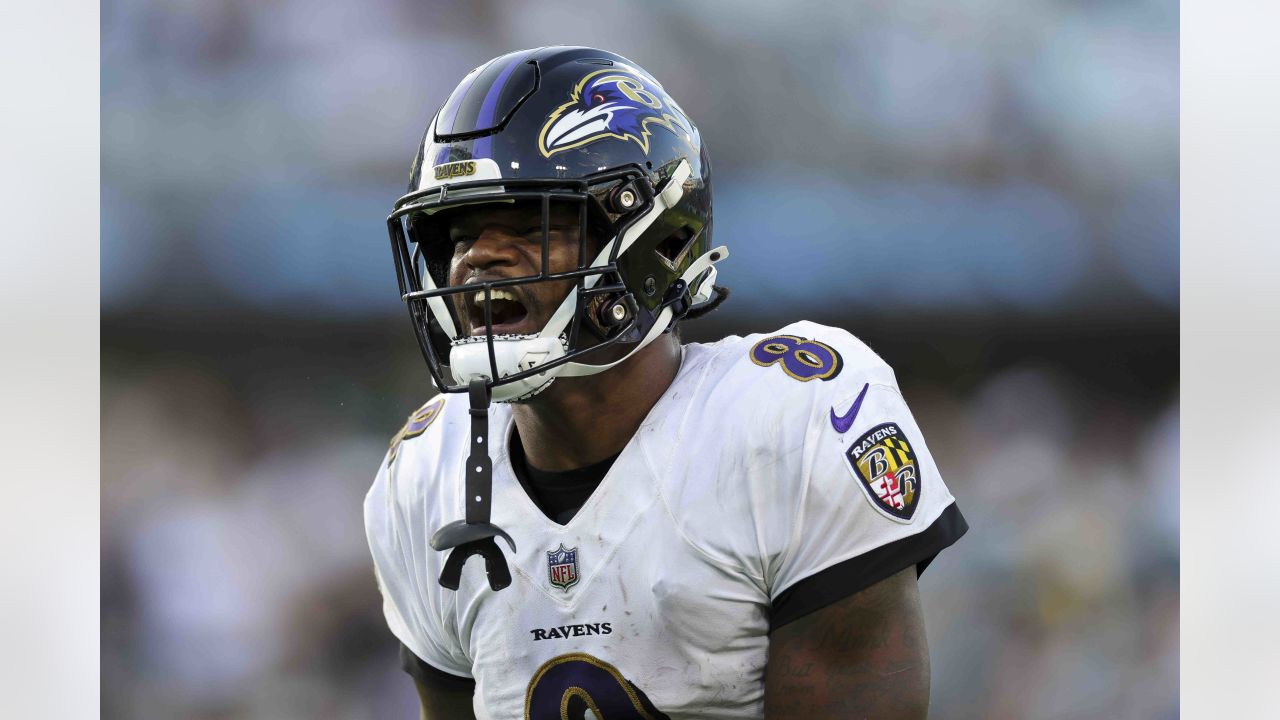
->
xmin=386 ymin=395 xmax=447 ymax=467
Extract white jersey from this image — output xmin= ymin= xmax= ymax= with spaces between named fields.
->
xmin=365 ymin=321 xmax=965 ymax=719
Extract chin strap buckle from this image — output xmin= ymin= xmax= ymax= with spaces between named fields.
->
xmin=428 ymin=379 xmax=516 ymax=591
xmin=659 ymin=279 xmax=692 ymax=323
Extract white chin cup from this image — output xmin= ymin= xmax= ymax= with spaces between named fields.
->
xmin=448 ymin=334 xmax=568 ymax=402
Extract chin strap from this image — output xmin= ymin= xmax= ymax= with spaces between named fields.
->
xmin=558 ymin=244 xmax=729 ymax=377
xmin=429 ymin=379 xmax=516 ymax=591
xmin=532 ymin=159 xmax=694 ymax=350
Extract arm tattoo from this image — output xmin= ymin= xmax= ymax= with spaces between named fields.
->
xmin=764 ymin=568 xmax=931 ymax=719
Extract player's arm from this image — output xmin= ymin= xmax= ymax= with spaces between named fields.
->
xmin=367 ymin=429 xmax=479 ymax=720
xmin=401 ymin=643 xmax=477 ymax=720
xmin=411 ymin=677 xmax=477 ymax=720
xmin=732 ymin=327 xmax=964 ymax=717
xmin=763 ymin=567 xmax=930 ymax=719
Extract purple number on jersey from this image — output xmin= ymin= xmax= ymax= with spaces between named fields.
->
xmin=749 ymin=334 xmax=843 ymax=382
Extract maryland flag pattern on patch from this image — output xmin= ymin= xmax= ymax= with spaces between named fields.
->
xmin=845 ymin=422 xmax=921 ymax=522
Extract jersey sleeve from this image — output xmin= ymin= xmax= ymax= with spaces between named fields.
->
xmin=364 ymin=451 xmax=474 ymax=678
xmin=746 ymin=323 xmax=968 ymax=628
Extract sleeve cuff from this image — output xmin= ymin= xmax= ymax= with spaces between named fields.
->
xmin=769 ymin=501 xmax=968 ymax=631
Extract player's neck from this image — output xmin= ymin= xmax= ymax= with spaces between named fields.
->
xmin=510 ymin=334 xmax=682 ymax=472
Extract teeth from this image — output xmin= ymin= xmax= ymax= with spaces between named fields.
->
xmin=473 ymin=289 xmax=519 ymax=306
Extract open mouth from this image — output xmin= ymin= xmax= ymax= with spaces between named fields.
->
xmin=468 ymin=288 xmax=531 ymax=335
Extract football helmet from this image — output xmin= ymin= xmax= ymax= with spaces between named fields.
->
xmin=387 ymin=46 xmax=725 ymax=402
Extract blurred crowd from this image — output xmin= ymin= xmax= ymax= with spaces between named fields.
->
xmin=101 ymin=0 xmax=1178 ymax=717
xmin=102 ymin=0 xmax=1177 ymax=317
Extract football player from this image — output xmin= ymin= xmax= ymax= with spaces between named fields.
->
xmin=366 ymin=46 xmax=967 ymax=719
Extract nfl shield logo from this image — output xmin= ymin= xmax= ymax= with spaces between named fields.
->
xmin=546 ymin=543 xmax=580 ymax=591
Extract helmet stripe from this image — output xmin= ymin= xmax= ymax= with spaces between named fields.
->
xmin=472 ymin=52 xmax=529 ymax=159
xmin=432 ymin=58 xmax=493 ymax=165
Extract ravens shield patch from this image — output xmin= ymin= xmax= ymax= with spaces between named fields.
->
xmin=845 ymin=422 xmax=921 ymax=522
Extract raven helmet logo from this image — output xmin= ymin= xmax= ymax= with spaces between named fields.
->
xmin=538 ymin=67 xmax=689 ymax=158
xmin=845 ymin=422 xmax=921 ymax=523
xmin=546 ymin=544 xmax=580 ymax=591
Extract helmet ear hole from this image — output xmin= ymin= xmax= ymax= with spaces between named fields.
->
xmin=654 ymin=225 xmax=698 ymax=270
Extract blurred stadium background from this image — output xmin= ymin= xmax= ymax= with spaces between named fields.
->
xmin=101 ymin=1 xmax=1178 ymax=718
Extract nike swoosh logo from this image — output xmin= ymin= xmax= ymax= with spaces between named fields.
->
xmin=830 ymin=382 xmax=870 ymax=433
